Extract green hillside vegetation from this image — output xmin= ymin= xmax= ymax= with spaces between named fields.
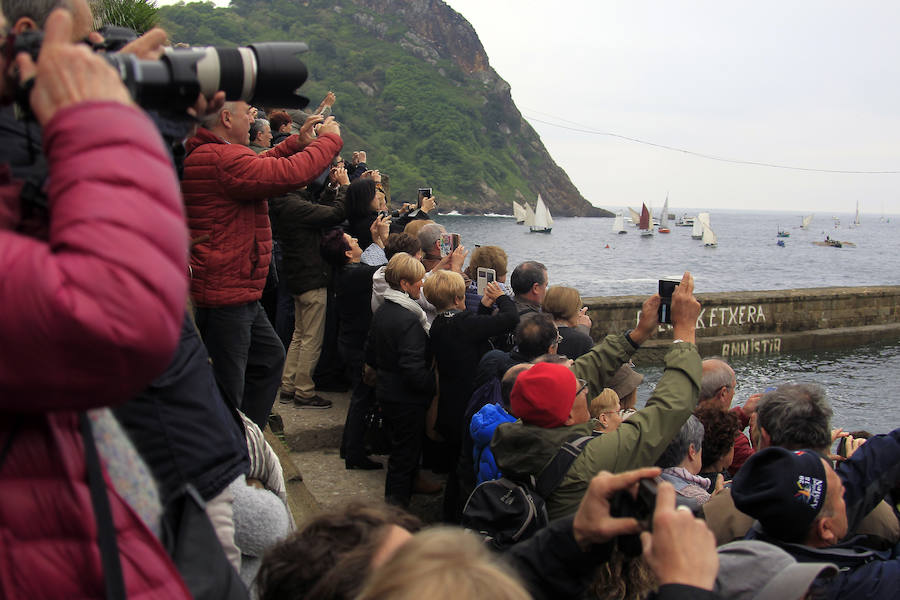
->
xmin=157 ymin=0 xmax=594 ymax=213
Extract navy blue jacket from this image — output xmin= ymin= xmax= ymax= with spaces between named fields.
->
xmin=115 ymin=311 xmax=250 ymax=502
xmin=747 ymin=427 xmax=900 ymax=600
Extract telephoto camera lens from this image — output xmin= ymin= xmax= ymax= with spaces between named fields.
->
xmin=107 ymin=42 xmax=311 ymax=112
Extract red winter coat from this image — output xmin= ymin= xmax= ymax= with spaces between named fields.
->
xmin=182 ymin=129 xmax=342 ymax=307
xmin=0 ymin=102 xmax=190 ymax=599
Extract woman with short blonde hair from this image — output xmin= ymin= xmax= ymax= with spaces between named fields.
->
xmin=384 ymin=252 xmax=425 ymax=290
xmin=423 ymin=270 xmax=466 ymax=312
xmin=542 ymin=285 xmax=594 ymax=359
xmin=367 ymin=252 xmax=434 ymax=506
xmin=542 ymin=285 xmax=582 ymax=321
xmin=590 ymin=388 xmax=624 ymax=434
xmin=356 ymin=527 xmax=531 ymax=600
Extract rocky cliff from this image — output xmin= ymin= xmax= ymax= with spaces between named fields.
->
xmin=159 ymin=0 xmax=611 ymax=216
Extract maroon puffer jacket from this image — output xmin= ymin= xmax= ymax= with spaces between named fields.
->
xmin=182 ymin=129 xmax=342 ymax=307
xmin=0 ymin=102 xmax=189 ymax=598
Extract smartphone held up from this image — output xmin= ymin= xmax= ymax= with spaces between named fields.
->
xmin=476 ymin=267 xmax=496 ymax=295
xmin=657 ymin=279 xmax=680 ymax=324
xmin=439 ymin=233 xmax=460 ymax=257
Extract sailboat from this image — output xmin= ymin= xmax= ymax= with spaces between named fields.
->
xmin=702 ymin=224 xmax=718 ymax=247
xmin=692 ymin=212 xmax=709 ymax=240
xmin=627 ymin=206 xmax=642 ymax=226
xmin=852 ymin=201 xmax=860 ymax=227
xmin=658 ymin=196 xmax=671 ymax=233
xmin=529 ymin=194 xmax=553 ymax=233
xmin=639 ymin=203 xmax=654 ymax=237
xmin=801 ymin=214 xmax=814 ymax=230
xmin=512 ymin=201 xmax=527 ymax=225
xmin=777 ymin=226 xmax=790 ymax=238
xmin=524 ymin=203 xmax=536 ymax=228
xmin=613 ymin=213 xmax=627 ymax=234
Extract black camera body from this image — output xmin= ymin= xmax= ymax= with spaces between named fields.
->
xmin=10 ymin=28 xmax=312 ymax=114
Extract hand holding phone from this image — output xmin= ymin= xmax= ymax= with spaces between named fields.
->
xmin=417 ymin=187 xmax=432 ymax=208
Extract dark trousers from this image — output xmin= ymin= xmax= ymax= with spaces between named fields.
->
xmin=260 ymin=241 xmax=295 ymax=351
xmin=381 ymin=402 xmax=426 ymax=508
xmin=339 ymin=342 xmax=373 ymax=461
xmin=313 ymin=280 xmax=346 ymax=388
xmin=194 ymin=301 xmax=285 ymax=430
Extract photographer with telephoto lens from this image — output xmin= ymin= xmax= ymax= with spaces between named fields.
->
xmin=0 ymin=6 xmax=194 ymax=598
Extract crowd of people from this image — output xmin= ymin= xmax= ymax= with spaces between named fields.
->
xmin=1 ymin=2 xmax=898 ymax=599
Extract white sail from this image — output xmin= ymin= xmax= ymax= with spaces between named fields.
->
xmin=702 ymin=225 xmax=718 ymax=246
xmin=531 ymin=194 xmax=552 ymax=231
xmin=628 ymin=206 xmax=641 ymax=225
xmin=801 ymin=214 xmax=814 ymax=229
xmin=691 ymin=213 xmax=706 ymax=239
xmin=853 ymin=201 xmax=860 ymax=226
xmin=659 ymin=197 xmax=669 ymax=229
xmin=524 ymin=203 xmax=535 ymax=227
xmin=512 ymin=201 xmax=526 ymax=224
xmin=613 ymin=213 xmax=626 ymax=233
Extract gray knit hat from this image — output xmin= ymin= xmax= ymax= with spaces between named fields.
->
xmin=715 ymin=540 xmax=837 ymax=600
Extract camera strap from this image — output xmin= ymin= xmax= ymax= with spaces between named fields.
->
xmin=80 ymin=413 xmax=127 ymax=600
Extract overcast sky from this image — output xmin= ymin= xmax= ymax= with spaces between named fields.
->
xmin=159 ymin=0 xmax=900 ymax=215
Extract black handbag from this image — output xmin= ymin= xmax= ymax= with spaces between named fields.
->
xmin=160 ymin=483 xmax=249 ymax=600
xmin=363 ymin=402 xmax=391 ymax=455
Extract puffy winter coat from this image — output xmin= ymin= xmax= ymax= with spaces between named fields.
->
xmin=0 ymin=102 xmax=190 ymax=598
xmin=470 ymin=403 xmax=516 ymax=484
xmin=182 ymin=128 xmax=342 ymax=307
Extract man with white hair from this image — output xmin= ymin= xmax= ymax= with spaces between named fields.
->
xmin=182 ymin=100 xmax=342 ymax=429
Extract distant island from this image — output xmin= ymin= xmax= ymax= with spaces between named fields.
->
xmin=158 ymin=0 xmax=612 ymax=217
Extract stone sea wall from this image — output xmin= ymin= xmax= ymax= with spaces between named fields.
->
xmin=583 ymin=286 xmax=900 ymax=365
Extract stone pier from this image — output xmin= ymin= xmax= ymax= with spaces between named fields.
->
xmin=583 ymin=285 xmax=900 ymax=364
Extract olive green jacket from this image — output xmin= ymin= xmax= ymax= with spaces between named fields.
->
xmin=491 ymin=338 xmax=702 ymax=520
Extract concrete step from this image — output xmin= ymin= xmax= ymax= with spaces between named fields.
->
xmin=277 ymin=388 xmax=445 ymax=523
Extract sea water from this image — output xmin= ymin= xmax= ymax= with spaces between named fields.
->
xmin=431 ymin=210 xmax=900 ymax=433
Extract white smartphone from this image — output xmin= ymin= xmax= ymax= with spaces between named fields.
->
xmin=477 ymin=267 xmax=497 ymax=295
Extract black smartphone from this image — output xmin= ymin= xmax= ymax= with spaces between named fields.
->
xmin=657 ymin=279 xmax=680 ymax=324
xmin=417 ymin=187 xmax=432 ymax=208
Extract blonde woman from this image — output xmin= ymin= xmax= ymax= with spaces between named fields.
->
xmin=590 ymin=388 xmax=626 ymax=434
xmin=541 ymin=285 xmax=593 ymax=359
xmin=423 ymin=270 xmax=519 ymax=520
xmin=365 ymin=253 xmax=435 ymax=507
xmin=356 ymin=527 xmax=531 ymax=600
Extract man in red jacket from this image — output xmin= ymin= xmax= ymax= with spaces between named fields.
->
xmin=182 ymin=100 xmax=343 ymax=429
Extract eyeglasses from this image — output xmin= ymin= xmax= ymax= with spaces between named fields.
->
xmin=575 ymin=378 xmax=589 ymax=396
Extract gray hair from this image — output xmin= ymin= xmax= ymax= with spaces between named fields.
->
xmin=417 ymin=223 xmax=445 ymax=254
xmin=2 ymin=0 xmax=68 ymax=26
xmin=510 ymin=261 xmax=547 ymax=296
xmin=249 ymin=118 xmax=270 ymax=142
xmin=757 ymin=383 xmax=832 ymax=451
xmin=199 ymin=101 xmax=239 ymax=130
xmin=699 ymin=359 xmax=733 ymax=402
xmin=656 ymin=415 xmax=704 ymax=468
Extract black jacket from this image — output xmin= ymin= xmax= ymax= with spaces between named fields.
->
xmin=114 ymin=311 xmax=250 ymax=502
xmin=336 ymin=261 xmax=382 ymax=348
xmin=269 ymin=184 xmax=346 ymax=295
xmin=365 ymin=299 xmax=435 ymax=406
xmin=429 ymin=295 xmax=519 ymax=442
